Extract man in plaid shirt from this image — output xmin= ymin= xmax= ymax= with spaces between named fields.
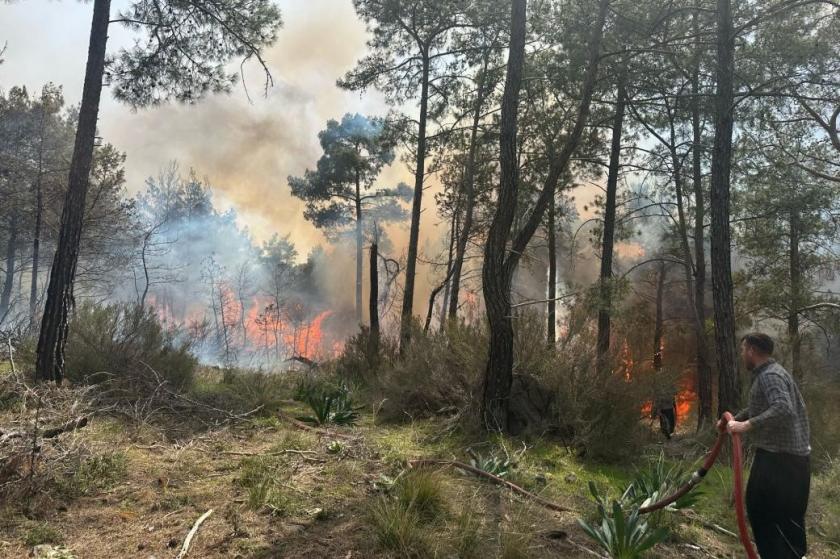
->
xmin=721 ymin=333 xmax=811 ymax=559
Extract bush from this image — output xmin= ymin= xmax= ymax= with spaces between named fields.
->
xmin=811 ymin=458 xmax=840 ymax=547
xmin=538 ymin=329 xmax=651 ymax=461
xmin=370 ymin=321 xmax=487 ymax=423
xmin=57 ymin=451 xmax=127 ymax=498
xmin=64 ymin=301 xmax=197 ymax=389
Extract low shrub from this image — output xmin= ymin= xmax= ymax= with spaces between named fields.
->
xmin=57 ymin=451 xmax=127 ymax=498
xmin=64 ymin=301 xmax=197 ymax=389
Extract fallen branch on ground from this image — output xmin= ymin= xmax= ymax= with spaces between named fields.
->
xmin=408 ymin=459 xmax=575 ymax=513
xmin=176 ymin=508 xmax=214 ymax=559
xmin=276 ymin=411 xmax=356 ymax=440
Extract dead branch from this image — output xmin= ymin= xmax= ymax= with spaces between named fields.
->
xmin=176 ymin=508 xmax=214 ymax=559
xmin=408 ymin=459 xmax=576 ymax=513
xmin=276 ymin=411 xmax=357 ymax=440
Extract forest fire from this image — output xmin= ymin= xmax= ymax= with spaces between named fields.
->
xmin=245 ymin=298 xmax=339 ymax=362
xmin=621 ymin=338 xmax=697 ymax=426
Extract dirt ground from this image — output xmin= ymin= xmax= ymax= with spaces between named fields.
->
xmin=1 ymin=407 xmax=837 ymax=558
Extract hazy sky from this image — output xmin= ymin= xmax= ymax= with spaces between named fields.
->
xmin=0 ymin=0 xmax=420 ymax=254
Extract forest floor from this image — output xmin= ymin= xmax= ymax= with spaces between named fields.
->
xmin=1 ymin=369 xmax=839 ymax=558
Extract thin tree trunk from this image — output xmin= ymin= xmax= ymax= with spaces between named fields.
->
xmin=355 ymin=171 xmax=363 ymax=325
xmin=788 ymin=208 xmax=802 ymax=379
xmin=35 ymin=0 xmax=111 ymax=382
xmin=653 ymin=261 xmax=667 ymax=371
xmin=369 ymin=238 xmax=379 ymax=353
xmin=710 ymin=0 xmax=741 ymax=415
xmin=547 ymin=197 xmax=557 ymax=346
xmin=448 ymin=53 xmax=491 ymax=321
xmin=440 ymin=205 xmax=459 ymax=325
xmin=691 ymin=4 xmax=713 ymax=429
xmin=596 ymin=79 xmax=627 ymax=372
xmin=481 ymin=0 xmax=527 ymax=432
xmin=140 ymin=230 xmax=152 ymax=308
xmin=0 ymin=213 xmax=19 ymax=322
xmin=399 ymin=49 xmax=431 ymax=354
xmin=30 ymin=108 xmax=48 ymax=330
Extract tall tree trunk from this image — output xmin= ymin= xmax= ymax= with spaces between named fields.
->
xmin=691 ymin=5 xmax=713 ymax=429
xmin=399 ymin=49 xmax=431 ymax=354
xmin=481 ymin=0 xmax=527 ymax=431
xmin=30 ymin=109 xmax=48 ymax=330
xmin=547 ymin=198 xmax=557 ymax=346
xmin=35 ymin=0 xmax=111 ymax=382
xmin=653 ymin=261 xmax=667 ymax=371
xmin=354 ymin=172 xmax=364 ymax=326
xmin=482 ymin=0 xmax=609 ymax=431
xmin=369 ymin=238 xmax=380 ymax=353
xmin=440 ymin=204 xmax=459 ymax=325
xmin=596 ymin=79 xmax=627 ymax=372
xmin=448 ymin=55 xmax=490 ymax=321
xmin=0 ymin=213 xmax=19 ymax=322
xmin=788 ymin=208 xmax=802 ymax=379
xmin=710 ymin=0 xmax=741 ymax=415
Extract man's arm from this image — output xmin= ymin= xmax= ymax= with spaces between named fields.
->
xmin=734 ymin=408 xmax=750 ymax=421
xmin=749 ymin=371 xmax=794 ymax=429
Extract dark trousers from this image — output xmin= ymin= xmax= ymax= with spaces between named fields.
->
xmin=746 ymin=448 xmax=810 ymax=559
xmin=658 ymin=407 xmax=675 ymax=438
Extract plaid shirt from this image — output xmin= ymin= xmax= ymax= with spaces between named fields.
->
xmin=735 ymin=359 xmax=810 ymax=456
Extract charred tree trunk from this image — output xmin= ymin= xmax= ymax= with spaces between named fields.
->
xmin=710 ymin=0 xmax=741 ymax=414
xmin=547 ymin=198 xmax=557 ymax=346
xmin=35 ymin=0 xmax=111 ymax=382
xmin=481 ymin=0 xmax=527 ymax=432
xmin=0 ymin=213 xmax=19 ymax=322
xmin=788 ymin=208 xmax=802 ymax=379
xmin=369 ymin=239 xmax=380 ymax=352
xmin=448 ymin=55 xmax=490 ymax=322
xmin=399 ymin=49 xmax=431 ymax=354
xmin=355 ymin=171 xmax=364 ymax=325
xmin=691 ymin=5 xmax=713 ymax=429
xmin=596 ymin=79 xmax=627 ymax=372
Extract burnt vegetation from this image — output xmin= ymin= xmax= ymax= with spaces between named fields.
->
xmin=1 ymin=0 xmax=840 ymax=557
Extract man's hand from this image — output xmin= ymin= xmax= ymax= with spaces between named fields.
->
xmin=726 ymin=420 xmax=752 ymax=434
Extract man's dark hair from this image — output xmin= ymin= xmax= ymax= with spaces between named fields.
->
xmin=741 ymin=332 xmax=774 ymax=355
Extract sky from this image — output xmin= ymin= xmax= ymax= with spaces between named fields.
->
xmin=0 ymin=0 xmax=423 ymax=255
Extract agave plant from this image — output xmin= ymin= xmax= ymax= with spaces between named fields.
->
xmin=466 ymin=448 xmax=514 ymax=479
xmin=579 ymin=482 xmax=669 ymax=559
xmin=622 ymin=452 xmax=701 ymax=511
xmin=297 ymin=384 xmax=360 ymax=426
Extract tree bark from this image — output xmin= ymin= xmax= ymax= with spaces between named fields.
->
xmin=29 ymin=107 xmax=48 ymax=330
xmin=653 ymin=261 xmax=667 ymax=371
xmin=440 ymin=203 xmax=459 ymax=325
xmin=709 ymin=0 xmax=741 ymax=415
xmin=35 ymin=0 xmax=111 ymax=382
xmin=691 ymin=4 xmax=713 ymax=429
xmin=0 ymin=212 xmax=19 ymax=323
xmin=369 ymin=239 xmax=380 ymax=354
xmin=481 ymin=0 xmax=609 ymax=432
xmin=547 ymin=198 xmax=557 ymax=346
xmin=480 ymin=0 xmax=527 ymax=432
xmin=354 ymin=170 xmax=364 ymax=325
xmin=596 ymin=79 xmax=627 ymax=372
xmin=788 ymin=208 xmax=802 ymax=379
xmin=448 ymin=53 xmax=491 ymax=322
xmin=399 ymin=49 xmax=431 ymax=354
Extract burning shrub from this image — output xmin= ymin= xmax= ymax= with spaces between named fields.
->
xmin=63 ymin=301 xmax=197 ymax=389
